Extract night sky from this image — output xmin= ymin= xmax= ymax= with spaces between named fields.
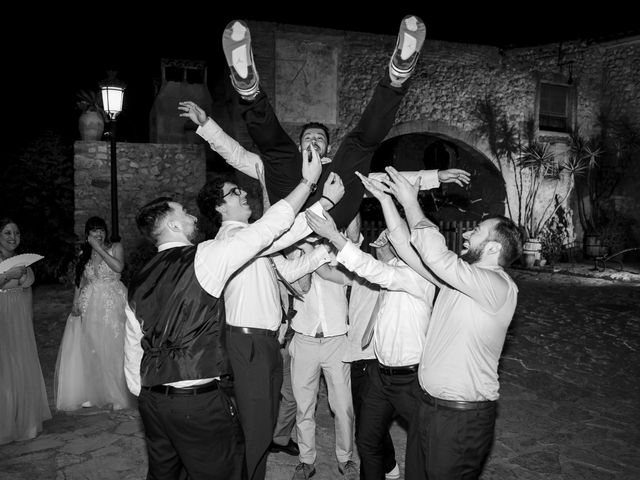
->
xmin=5 ymin=3 xmax=638 ymax=152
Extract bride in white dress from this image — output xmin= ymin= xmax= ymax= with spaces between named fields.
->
xmin=54 ymin=216 xmax=135 ymax=411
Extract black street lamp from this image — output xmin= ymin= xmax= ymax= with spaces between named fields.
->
xmin=99 ymin=71 xmax=126 ymax=243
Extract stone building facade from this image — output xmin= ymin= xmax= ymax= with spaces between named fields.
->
xmin=74 ymin=141 xmax=206 ymax=266
xmin=74 ymin=20 xmax=639 ymax=265
xmin=218 ymin=22 xmax=638 ymax=247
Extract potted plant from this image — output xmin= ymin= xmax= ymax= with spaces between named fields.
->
xmin=76 ymin=89 xmax=107 ymax=141
xmin=539 ymin=201 xmax=572 ymax=266
xmin=568 ymin=114 xmax=636 ymax=257
xmin=473 ymin=96 xmax=578 ymax=266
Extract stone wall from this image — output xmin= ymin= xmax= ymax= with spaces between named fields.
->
xmin=74 ymin=141 xmax=206 ymax=264
xmin=73 ymin=23 xmax=639 ymax=262
xmin=600 ymin=39 xmax=640 ymax=241
xmin=212 ymin=21 xmax=639 ymax=244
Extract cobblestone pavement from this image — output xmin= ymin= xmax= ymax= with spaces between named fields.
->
xmin=1 ymin=264 xmax=639 ymax=480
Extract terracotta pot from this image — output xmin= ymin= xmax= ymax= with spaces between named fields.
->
xmin=78 ymin=111 xmax=104 ymax=141
xmin=523 ymin=252 xmax=536 ymax=268
xmin=523 ymin=238 xmax=542 ymax=261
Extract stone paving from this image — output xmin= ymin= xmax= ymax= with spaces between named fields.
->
xmin=1 ymin=262 xmax=639 ymax=480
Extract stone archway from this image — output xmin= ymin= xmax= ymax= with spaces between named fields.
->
xmin=366 ymin=120 xmax=506 ymax=223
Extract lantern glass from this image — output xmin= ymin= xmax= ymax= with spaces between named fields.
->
xmin=99 ymin=71 xmax=126 ymax=119
xmin=101 ymin=86 xmax=125 ymax=118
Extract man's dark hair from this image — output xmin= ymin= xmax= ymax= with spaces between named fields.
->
xmin=196 ymin=174 xmax=233 ymax=227
xmin=485 ymin=214 xmax=524 ymax=267
xmin=136 ymin=196 xmax=174 ymax=243
xmin=299 ymin=122 xmax=330 ymax=145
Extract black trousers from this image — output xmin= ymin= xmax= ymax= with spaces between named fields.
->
xmin=351 ymin=359 xmax=396 ymax=479
xmin=238 ymin=73 xmax=409 ymax=229
xmin=357 ymin=365 xmax=422 ymax=480
xmin=227 ymin=331 xmax=283 ymax=480
xmin=138 ymin=386 xmax=244 ymax=480
xmin=405 ymin=392 xmax=497 ymax=480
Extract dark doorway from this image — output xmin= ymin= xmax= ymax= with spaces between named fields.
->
xmin=364 ymin=133 xmax=506 ymax=223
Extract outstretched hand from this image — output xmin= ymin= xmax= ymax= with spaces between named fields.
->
xmin=384 ymin=166 xmax=421 ymax=207
xmin=355 ymin=171 xmax=392 ymax=203
xmin=438 ymin=168 xmax=471 ymax=187
xmin=178 ymin=101 xmax=208 ymax=126
xmin=302 ymin=144 xmax=322 ymax=184
xmin=305 ymin=209 xmax=340 ymax=242
xmin=322 ymin=172 xmax=345 ymax=206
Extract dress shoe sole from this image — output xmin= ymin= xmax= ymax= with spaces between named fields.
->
xmin=222 ymin=20 xmax=260 ymax=97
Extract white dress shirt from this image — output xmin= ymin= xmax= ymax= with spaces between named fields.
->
xmin=124 ymin=200 xmax=296 ymax=395
xmin=196 ymin=118 xmax=441 ymax=194
xmin=290 ymin=257 xmax=351 ymax=338
xmin=410 ymin=222 xmax=519 ymax=402
xmin=218 ymin=217 xmax=331 ymax=330
xmin=337 ymin=241 xmax=435 ymax=367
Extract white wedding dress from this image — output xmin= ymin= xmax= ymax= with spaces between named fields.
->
xmin=54 ymin=250 xmax=135 ymax=411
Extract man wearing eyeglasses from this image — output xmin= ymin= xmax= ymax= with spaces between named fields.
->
xmin=196 ymin=146 xmax=345 ymax=480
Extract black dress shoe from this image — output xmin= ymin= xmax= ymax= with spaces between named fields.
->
xmin=268 ymin=439 xmax=300 ymax=456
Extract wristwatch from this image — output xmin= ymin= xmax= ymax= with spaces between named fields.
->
xmin=300 ymin=177 xmax=318 ymax=193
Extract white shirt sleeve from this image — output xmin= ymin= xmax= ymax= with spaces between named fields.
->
xmin=410 ymin=225 xmax=512 ymax=312
xmin=336 ymin=241 xmax=427 ymax=297
xmin=271 ymin=244 xmax=331 ymax=283
xmin=366 ymin=169 xmax=440 ymax=197
xmin=261 ymin=201 xmax=325 ymax=255
xmin=124 ymin=302 xmax=143 ymax=396
xmin=387 ymin=224 xmax=444 ymax=288
xmin=196 ymin=118 xmax=262 ymax=180
xmin=195 ymin=200 xmax=295 ymax=297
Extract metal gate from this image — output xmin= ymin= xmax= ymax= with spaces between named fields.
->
xmin=360 ymin=219 xmax=478 ymax=255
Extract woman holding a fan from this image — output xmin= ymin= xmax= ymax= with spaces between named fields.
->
xmin=0 ymin=216 xmax=51 ymax=445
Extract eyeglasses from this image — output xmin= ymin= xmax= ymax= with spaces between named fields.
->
xmin=223 ymin=187 xmax=243 ymax=198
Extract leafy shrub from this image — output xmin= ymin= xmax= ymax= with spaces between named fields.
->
xmin=1 ymin=130 xmax=77 ymax=284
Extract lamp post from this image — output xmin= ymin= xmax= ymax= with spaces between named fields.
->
xmin=99 ymin=71 xmax=126 ymax=243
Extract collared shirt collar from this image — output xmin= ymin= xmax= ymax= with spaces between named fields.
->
xmin=157 ymin=241 xmax=192 ymax=252
xmin=220 ymin=220 xmax=248 ymax=228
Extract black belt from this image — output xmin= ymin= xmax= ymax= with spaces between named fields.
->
xmin=378 ymin=363 xmax=419 ymax=376
xmin=226 ymin=325 xmax=278 ymax=337
xmin=143 ymin=380 xmax=219 ymax=396
xmin=421 ymin=390 xmax=495 ymax=411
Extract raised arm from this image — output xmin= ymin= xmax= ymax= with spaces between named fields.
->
xmin=383 ymin=166 xmax=426 ymax=228
xmin=179 ymin=100 xmax=262 ymax=179
xmin=88 ymin=237 xmax=125 ymax=273
xmin=282 ymin=145 xmax=323 ymax=213
xmin=306 ymin=208 xmax=428 ymax=297
xmin=271 ymin=243 xmax=331 ymax=283
xmin=356 ymin=171 xmax=444 ymax=288
xmin=261 ymin=172 xmax=344 ymax=255
xmin=365 ymin=168 xmax=470 ymax=197
xmin=196 ymin=150 xmax=321 ymax=297
xmin=315 ymin=262 xmax=353 ymax=286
